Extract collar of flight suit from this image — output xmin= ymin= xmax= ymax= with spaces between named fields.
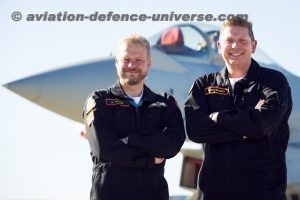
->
xmin=110 ymin=81 xmax=158 ymax=104
xmin=219 ymin=58 xmax=262 ymax=88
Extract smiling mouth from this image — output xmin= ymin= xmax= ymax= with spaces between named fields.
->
xmin=124 ymin=69 xmax=139 ymax=73
xmin=229 ymin=52 xmax=243 ymax=57
xmin=126 ymin=71 xmax=139 ymax=74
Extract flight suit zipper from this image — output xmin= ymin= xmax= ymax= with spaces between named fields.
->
xmin=131 ymin=103 xmax=143 ymax=200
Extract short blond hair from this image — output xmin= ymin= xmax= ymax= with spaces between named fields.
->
xmin=220 ymin=16 xmax=255 ymax=41
xmin=116 ymin=34 xmax=151 ymax=58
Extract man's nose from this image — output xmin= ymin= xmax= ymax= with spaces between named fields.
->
xmin=127 ymin=62 xmax=134 ymax=68
xmin=231 ymin=42 xmax=237 ymax=48
xmin=127 ymin=60 xmax=137 ymax=67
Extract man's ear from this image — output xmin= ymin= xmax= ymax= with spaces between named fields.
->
xmin=217 ymin=41 xmax=221 ymax=55
xmin=115 ymin=57 xmax=118 ymax=67
xmin=251 ymin=40 xmax=257 ymax=54
xmin=147 ymin=58 xmax=151 ymax=69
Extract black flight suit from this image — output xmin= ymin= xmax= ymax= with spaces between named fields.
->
xmin=185 ymin=59 xmax=292 ymax=200
xmin=83 ymin=81 xmax=185 ymax=200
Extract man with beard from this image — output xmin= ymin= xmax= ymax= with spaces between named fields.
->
xmin=83 ymin=34 xmax=185 ymax=200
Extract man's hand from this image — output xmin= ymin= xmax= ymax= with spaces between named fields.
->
xmin=255 ymin=99 xmax=265 ymax=111
xmin=80 ymin=131 xmax=88 ymax=139
xmin=209 ymin=112 xmax=219 ymax=123
xmin=154 ymin=157 xmax=165 ymax=164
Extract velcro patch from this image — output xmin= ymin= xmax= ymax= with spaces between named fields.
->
xmin=86 ymin=112 xmax=94 ymax=127
xmin=105 ymin=98 xmax=129 ymax=107
xmin=85 ymin=97 xmax=96 ymax=127
xmin=205 ymin=86 xmax=229 ymax=95
xmin=86 ymin=97 xmax=96 ymax=115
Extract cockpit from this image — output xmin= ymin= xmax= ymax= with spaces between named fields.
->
xmin=149 ymin=23 xmax=276 ymax=66
xmin=150 ymin=23 xmax=219 ymax=59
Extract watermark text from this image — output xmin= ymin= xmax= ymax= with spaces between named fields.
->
xmin=11 ymin=11 xmax=248 ymax=22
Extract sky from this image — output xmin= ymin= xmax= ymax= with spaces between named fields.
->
xmin=1 ymin=0 xmax=299 ymax=199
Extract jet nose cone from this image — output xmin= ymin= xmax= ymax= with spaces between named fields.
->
xmin=3 ymin=58 xmax=117 ymax=122
xmin=3 ymin=78 xmax=41 ymax=102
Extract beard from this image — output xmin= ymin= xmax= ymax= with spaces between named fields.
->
xmin=120 ymin=69 xmax=148 ymax=85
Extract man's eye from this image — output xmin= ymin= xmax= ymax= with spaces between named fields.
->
xmin=240 ymin=39 xmax=248 ymax=44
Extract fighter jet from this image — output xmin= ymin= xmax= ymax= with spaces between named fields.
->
xmin=4 ymin=23 xmax=300 ymax=199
